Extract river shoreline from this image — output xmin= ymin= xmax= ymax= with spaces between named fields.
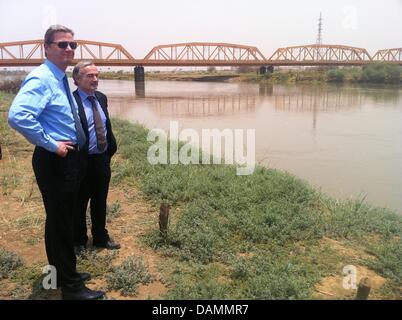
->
xmin=96 ymin=64 xmax=402 ymax=85
xmin=0 ymin=65 xmax=401 ymax=93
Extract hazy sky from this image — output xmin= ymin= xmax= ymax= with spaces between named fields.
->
xmin=1 ymin=0 xmax=401 ymax=58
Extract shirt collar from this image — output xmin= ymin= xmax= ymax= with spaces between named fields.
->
xmin=44 ymin=59 xmax=65 ymax=81
xmin=77 ymin=88 xmax=96 ymax=102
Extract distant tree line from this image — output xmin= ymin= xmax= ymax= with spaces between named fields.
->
xmin=327 ymin=64 xmax=402 ymax=83
xmin=0 ymin=71 xmax=26 ymax=93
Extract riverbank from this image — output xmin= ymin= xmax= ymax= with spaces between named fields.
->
xmin=98 ymin=64 xmax=402 ymax=85
xmin=111 ymin=119 xmax=402 ymax=299
xmin=1 ymin=91 xmax=401 ymax=299
xmin=1 ymin=65 xmax=400 ymax=88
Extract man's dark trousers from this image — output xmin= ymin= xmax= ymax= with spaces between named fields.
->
xmin=32 ymin=146 xmax=85 ymax=291
xmin=75 ymin=152 xmax=111 ymax=246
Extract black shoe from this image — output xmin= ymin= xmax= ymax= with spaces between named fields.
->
xmin=79 ymin=272 xmax=91 ymax=282
xmin=62 ymin=286 xmax=105 ymax=300
xmin=93 ymin=239 xmax=121 ymax=250
xmin=74 ymin=245 xmax=86 ymax=256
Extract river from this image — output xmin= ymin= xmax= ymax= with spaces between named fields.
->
xmin=97 ymin=79 xmax=402 ymax=214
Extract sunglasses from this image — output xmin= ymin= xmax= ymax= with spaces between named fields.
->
xmin=51 ymin=41 xmax=78 ymax=50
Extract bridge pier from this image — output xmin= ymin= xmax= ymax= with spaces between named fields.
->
xmin=134 ymin=66 xmax=145 ymax=81
xmin=134 ymin=66 xmax=145 ymax=97
xmin=259 ymin=65 xmax=274 ymax=74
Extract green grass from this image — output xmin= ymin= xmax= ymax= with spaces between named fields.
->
xmin=0 ymin=91 xmax=16 ymax=144
xmin=9 ymin=263 xmax=61 ymax=300
xmin=1 ymin=91 xmax=33 ymax=196
xmin=13 ymin=212 xmax=45 ymax=229
xmin=111 ymin=118 xmax=402 ymax=299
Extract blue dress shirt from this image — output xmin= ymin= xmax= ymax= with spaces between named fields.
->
xmin=77 ymin=89 xmax=108 ymax=154
xmin=8 ymin=60 xmax=79 ymax=152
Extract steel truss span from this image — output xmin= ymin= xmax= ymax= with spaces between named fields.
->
xmin=0 ymin=40 xmax=401 ymax=67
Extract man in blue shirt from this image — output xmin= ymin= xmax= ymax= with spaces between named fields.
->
xmin=72 ymin=61 xmax=119 ymax=253
xmin=8 ymin=25 xmax=104 ymax=300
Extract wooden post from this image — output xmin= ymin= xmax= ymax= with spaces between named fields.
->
xmin=159 ymin=203 xmax=169 ymax=236
xmin=355 ymin=277 xmax=371 ymax=300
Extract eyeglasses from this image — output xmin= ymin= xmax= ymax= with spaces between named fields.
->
xmin=51 ymin=41 xmax=78 ymax=50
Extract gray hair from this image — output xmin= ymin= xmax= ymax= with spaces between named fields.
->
xmin=44 ymin=25 xmax=74 ymax=45
xmin=72 ymin=61 xmax=94 ymax=85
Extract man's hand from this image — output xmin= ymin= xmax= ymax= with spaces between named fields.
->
xmin=56 ymin=141 xmax=75 ymax=157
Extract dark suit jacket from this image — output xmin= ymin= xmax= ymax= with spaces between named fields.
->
xmin=73 ymin=90 xmax=117 ymax=157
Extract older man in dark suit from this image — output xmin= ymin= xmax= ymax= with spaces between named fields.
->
xmin=72 ymin=61 xmax=120 ymax=253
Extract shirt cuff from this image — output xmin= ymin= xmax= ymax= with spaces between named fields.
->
xmin=42 ymin=138 xmax=59 ymax=153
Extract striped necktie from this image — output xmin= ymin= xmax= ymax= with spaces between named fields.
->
xmin=88 ymin=96 xmax=107 ymax=153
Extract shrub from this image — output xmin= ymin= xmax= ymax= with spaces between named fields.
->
xmin=327 ymin=69 xmax=345 ymax=82
xmin=0 ymin=248 xmax=24 ymax=278
xmin=0 ymin=80 xmax=23 ymax=93
xmin=361 ymin=64 xmax=401 ymax=83
xmin=107 ymin=256 xmax=153 ymax=295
